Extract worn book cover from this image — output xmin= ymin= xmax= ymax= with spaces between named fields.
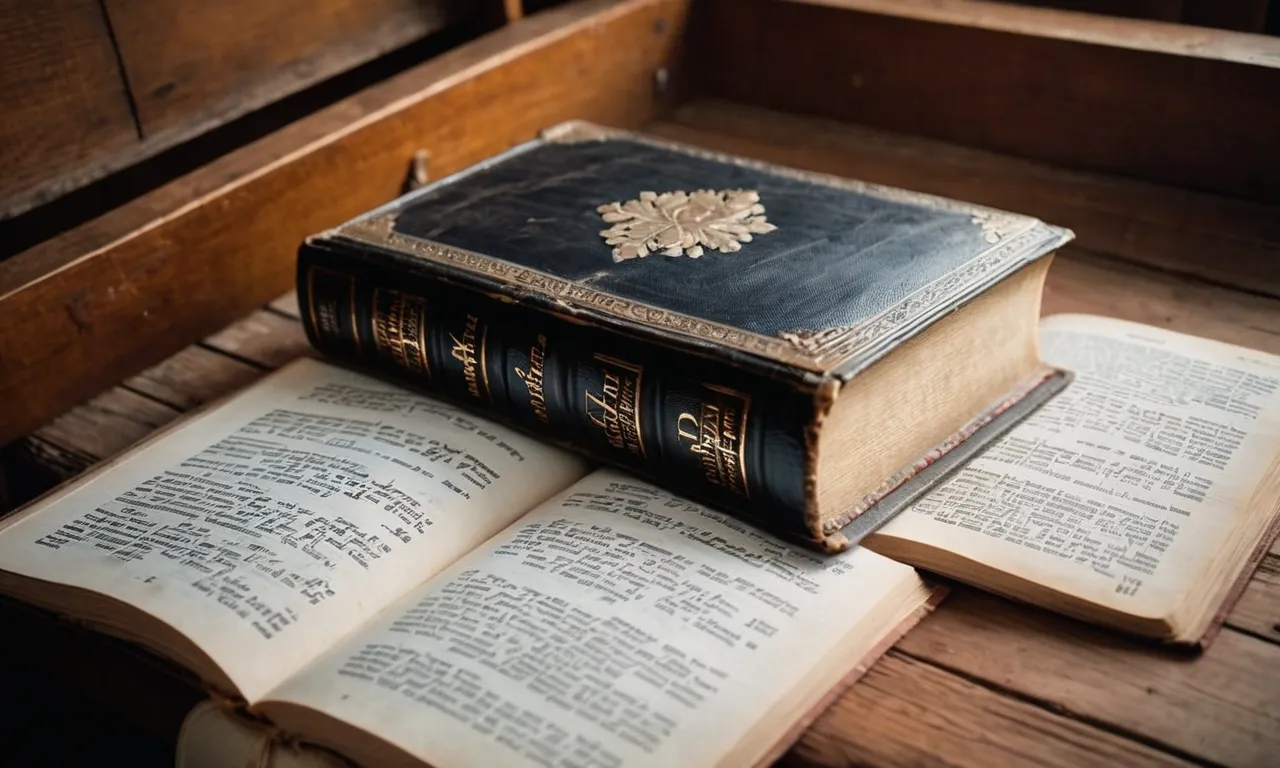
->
xmin=298 ymin=121 xmax=1073 ymax=549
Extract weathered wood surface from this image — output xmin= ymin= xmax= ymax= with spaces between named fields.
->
xmin=0 ymin=0 xmax=689 ymax=448
xmin=0 ymin=0 xmax=139 ymax=218
xmin=103 ymin=0 xmax=466 ymax=140
xmin=8 ymin=245 xmax=1278 ymax=767
xmin=0 ymin=1 xmax=530 ymax=218
xmin=695 ymin=0 xmax=1280 ymax=203
xmin=900 ymin=591 xmax=1280 ymax=768
xmin=1232 ymin=549 xmax=1280 ymax=644
xmin=784 ymin=650 xmax=1195 ymax=768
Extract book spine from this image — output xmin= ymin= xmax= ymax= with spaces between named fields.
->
xmin=297 ymin=242 xmax=814 ymax=540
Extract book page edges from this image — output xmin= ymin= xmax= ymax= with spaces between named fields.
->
xmin=749 ymin=583 xmax=949 ymax=768
xmin=821 ymin=366 xmax=1071 ymax=550
xmin=174 ymin=586 xmax=949 ymax=768
xmin=1188 ymin=477 xmax=1280 ymax=650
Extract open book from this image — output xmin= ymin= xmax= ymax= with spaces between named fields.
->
xmin=868 ymin=314 xmax=1280 ymax=645
xmin=0 ymin=314 xmax=1276 ymax=767
xmin=0 ymin=359 xmax=936 ymax=768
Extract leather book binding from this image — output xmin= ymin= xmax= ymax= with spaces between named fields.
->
xmin=297 ymin=121 xmax=1073 ymax=549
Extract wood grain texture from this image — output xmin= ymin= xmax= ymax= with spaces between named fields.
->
xmin=694 ymin=0 xmax=1280 ymax=202
xmin=648 ymin=102 xmax=1280 ymax=296
xmin=1041 ymin=251 xmax=1280 ymax=355
xmin=897 ymin=589 xmax=1280 ymax=767
xmin=0 ymin=0 xmax=689 ymax=447
xmin=0 ymin=0 xmax=139 ymax=217
xmin=785 ymin=651 xmax=1193 ymax=768
xmin=122 ymin=346 xmax=265 ymax=411
xmin=104 ymin=0 xmax=465 ymax=140
xmin=203 ymin=309 xmax=314 ymax=369
xmin=764 ymin=0 xmax=1280 ymax=65
xmin=1229 ymin=553 xmax=1280 ymax=643
xmin=268 ymin=291 xmax=303 ymax=320
xmin=30 ymin=387 xmax=180 ymax=467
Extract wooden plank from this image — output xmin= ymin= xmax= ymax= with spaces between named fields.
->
xmin=1229 ymin=554 xmax=1280 ymax=643
xmin=268 ymin=291 xmax=303 ymax=320
xmin=1041 ymin=251 xmax=1280 ymax=356
xmin=0 ymin=0 xmax=690 ymax=447
xmin=751 ymin=0 xmax=1280 ymax=65
xmin=203 ymin=309 xmax=314 ymax=369
xmin=0 ymin=0 xmax=140 ymax=218
xmin=31 ymin=388 xmax=180 ymax=467
xmin=0 ymin=384 xmax=181 ymax=514
xmin=648 ymin=102 xmax=1280 ymax=295
xmin=1 ymin=308 xmax=304 ymax=511
xmin=786 ymin=651 xmax=1193 ymax=768
xmin=897 ymin=589 xmax=1280 ymax=767
xmin=104 ymin=0 xmax=466 ymax=140
xmin=695 ymin=0 xmax=1280 ymax=202
xmin=1182 ymin=0 xmax=1271 ymax=32
xmin=123 ymin=346 xmax=265 ymax=411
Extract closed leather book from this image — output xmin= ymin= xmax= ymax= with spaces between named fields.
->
xmin=297 ymin=121 xmax=1073 ymax=550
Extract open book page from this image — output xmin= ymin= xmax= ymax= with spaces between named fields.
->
xmin=868 ymin=314 xmax=1280 ymax=619
xmin=0 ymin=359 xmax=588 ymax=701
xmin=261 ymin=469 xmax=923 ymax=768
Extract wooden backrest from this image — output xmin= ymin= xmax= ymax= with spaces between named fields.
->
xmin=0 ymin=0 xmax=496 ymax=219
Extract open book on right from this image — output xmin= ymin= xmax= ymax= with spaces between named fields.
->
xmin=864 ymin=313 xmax=1280 ymax=646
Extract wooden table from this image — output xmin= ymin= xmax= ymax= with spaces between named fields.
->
xmin=4 ymin=103 xmax=1278 ymax=767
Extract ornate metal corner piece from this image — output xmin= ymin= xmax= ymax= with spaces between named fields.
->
xmin=778 ymin=326 xmax=855 ymax=355
xmin=597 ymin=189 xmax=777 ymax=262
xmin=970 ymin=209 xmax=1026 ymax=244
xmin=540 ymin=120 xmax=622 ymax=143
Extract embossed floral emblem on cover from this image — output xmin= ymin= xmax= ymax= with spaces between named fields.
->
xmin=596 ymin=189 xmax=777 ymax=262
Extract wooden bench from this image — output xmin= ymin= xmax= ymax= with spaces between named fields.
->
xmin=2 ymin=1 xmax=1278 ymax=765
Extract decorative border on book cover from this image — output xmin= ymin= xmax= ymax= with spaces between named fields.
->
xmin=544 ymin=120 xmax=1032 ymax=243
xmin=336 ymin=123 xmax=1071 ymax=376
xmin=341 ymin=214 xmax=1055 ymax=376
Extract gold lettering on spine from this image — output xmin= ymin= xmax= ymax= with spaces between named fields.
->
xmin=349 ymin=278 xmax=361 ymax=355
xmin=371 ymin=289 xmax=432 ymax=380
xmin=584 ymin=353 xmax=646 ymax=458
xmin=449 ymin=314 xmax=489 ymax=401
xmin=306 ymin=267 xmax=351 ymax=353
xmin=479 ymin=323 xmax=491 ymax=403
xmin=515 ymin=334 xmax=550 ymax=423
xmin=676 ymin=384 xmax=751 ymax=499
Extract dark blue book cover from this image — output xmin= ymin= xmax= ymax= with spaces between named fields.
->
xmin=298 ymin=121 xmax=1072 ymax=549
